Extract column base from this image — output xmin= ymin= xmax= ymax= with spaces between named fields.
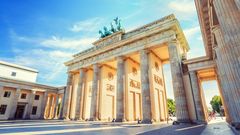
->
xmin=74 ymin=118 xmax=84 ymax=121
xmin=8 ymin=117 xmax=15 ymax=120
xmin=63 ymin=117 xmax=70 ymax=121
xmin=54 ymin=117 xmax=59 ymax=119
xmin=89 ymin=117 xmax=99 ymax=121
xmin=190 ymin=120 xmax=207 ymax=124
xmin=115 ymin=118 xmax=125 ymax=122
xmin=140 ymin=119 xmax=153 ymax=124
xmin=173 ymin=119 xmax=192 ymax=125
xmin=24 ymin=117 xmax=31 ymax=120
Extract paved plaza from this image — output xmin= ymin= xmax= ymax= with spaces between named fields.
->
xmin=0 ymin=119 xmax=236 ymax=135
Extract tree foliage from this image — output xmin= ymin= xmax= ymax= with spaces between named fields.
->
xmin=210 ymin=95 xmax=222 ymax=113
xmin=167 ymin=98 xmax=176 ymax=116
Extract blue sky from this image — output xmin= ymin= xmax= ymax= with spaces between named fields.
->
xmin=0 ymin=0 xmax=218 ymax=104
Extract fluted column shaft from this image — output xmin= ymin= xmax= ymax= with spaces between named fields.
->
xmin=54 ymin=95 xmax=59 ymax=119
xmin=90 ymin=64 xmax=100 ymax=120
xmin=47 ymin=95 xmax=53 ymax=119
xmin=213 ymin=0 xmax=240 ymax=123
xmin=25 ymin=91 xmax=36 ymax=119
xmin=62 ymin=73 xmax=73 ymax=120
xmin=9 ymin=88 xmax=21 ymax=119
xmin=116 ymin=57 xmax=125 ymax=122
xmin=140 ymin=50 xmax=152 ymax=123
xmin=168 ymin=40 xmax=189 ymax=121
xmin=40 ymin=92 xmax=48 ymax=119
xmin=189 ymin=71 xmax=205 ymax=122
xmin=75 ymin=69 xmax=85 ymax=120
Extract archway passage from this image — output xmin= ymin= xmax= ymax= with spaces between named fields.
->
xmin=201 ymin=80 xmax=226 ymax=123
xmin=183 ymin=59 xmax=231 ymax=124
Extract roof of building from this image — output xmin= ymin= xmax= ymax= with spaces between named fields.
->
xmin=0 ymin=60 xmax=38 ymax=73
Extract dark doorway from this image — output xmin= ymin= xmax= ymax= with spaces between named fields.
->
xmin=15 ymin=105 xmax=25 ymax=119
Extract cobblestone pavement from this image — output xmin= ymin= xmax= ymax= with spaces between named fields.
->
xmin=0 ymin=119 xmax=236 ymax=135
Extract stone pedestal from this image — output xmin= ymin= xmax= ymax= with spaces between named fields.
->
xmin=75 ymin=69 xmax=85 ymax=120
xmin=140 ymin=50 xmax=152 ymax=123
xmin=168 ymin=40 xmax=189 ymax=122
xmin=189 ymin=71 xmax=205 ymax=122
xmin=9 ymin=88 xmax=21 ymax=119
xmin=40 ymin=92 xmax=48 ymax=119
xmin=62 ymin=73 xmax=73 ymax=120
xmin=25 ymin=91 xmax=35 ymax=119
xmin=116 ymin=56 xmax=125 ymax=122
xmin=90 ymin=64 xmax=100 ymax=121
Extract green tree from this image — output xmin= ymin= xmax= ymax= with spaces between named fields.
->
xmin=167 ymin=98 xmax=176 ymax=116
xmin=210 ymin=95 xmax=222 ymax=113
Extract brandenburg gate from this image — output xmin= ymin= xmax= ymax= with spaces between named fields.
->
xmin=62 ymin=14 xmax=190 ymax=123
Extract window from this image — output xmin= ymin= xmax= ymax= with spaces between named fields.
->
xmin=11 ymin=72 xmax=16 ymax=77
xmin=21 ymin=93 xmax=27 ymax=99
xmin=32 ymin=106 xmax=37 ymax=115
xmin=3 ymin=91 xmax=11 ymax=98
xmin=34 ymin=95 xmax=40 ymax=100
xmin=0 ymin=105 xmax=7 ymax=115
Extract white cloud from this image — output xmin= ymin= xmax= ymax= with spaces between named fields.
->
xmin=6 ymin=29 xmax=96 ymax=86
xmin=167 ymin=0 xmax=196 ymax=20
xmin=168 ymin=0 xmax=195 ymax=13
xmin=183 ymin=26 xmax=200 ymax=40
xmin=69 ymin=17 xmax=105 ymax=32
xmin=183 ymin=26 xmax=206 ymax=59
xmin=41 ymin=36 xmax=95 ymax=50
xmin=1 ymin=48 xmax=72 ymax=86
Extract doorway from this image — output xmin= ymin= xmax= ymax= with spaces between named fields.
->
xmin=15 ymin=105 xmax=26 ymax=119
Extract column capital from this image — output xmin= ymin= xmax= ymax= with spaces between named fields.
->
xmin=140 ymin=49 xmax=150 ymax=54
xmin=168 ymin=39 xmax=179 ymax=45
xmin=93 ymin=63 xmax=100 ymax=71
xmin=30 ymin=90 xmax=36 ymax=94
xmin=116 ymin=56 xmax=126 ymax=62
xmin=189 ymin=70 xmax=197 ymax=75
xmin=79 ymin=68 xmax=87 ymax=72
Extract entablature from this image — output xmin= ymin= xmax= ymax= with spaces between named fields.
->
xmin=65 ymin=14 xmax=189 ymax=72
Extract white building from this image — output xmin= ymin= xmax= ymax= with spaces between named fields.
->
xmin=0 ymin=60 xmax=38 ymax=83
xmin=0 ymin=60 xmax=65 ymax=120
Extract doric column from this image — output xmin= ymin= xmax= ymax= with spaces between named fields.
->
xmin=168 ymin=40 xmax=189 ymax=122
xmin=62 ymin=73 xmax=73 ymax=120
xmin=189 ymin=71 xmax=205 ymax=122
xmin=213 ymin=0 xmax=240 ymax=123
xmin=90 ymin=64 xmax=100 ymax=121
xmin=25 ymin=91 xmax=36 ymax=119
xmin=75 ymin=69 xmax=85 ymax=120
xmin=47 ymin=95 xmax=53 ymax=119
xmin=59 ymin=89 xmax=66 ymax=119
xmin=53 ymin=95 xmax=59 ymax=119
xmin=140 ymin=50 xmax=152 ymax=123
xmin=40 ymin=92 xmax=48 ymax=119
xmin=116 ymin=56 xmax=126 ymax=122
xmin=9 ymin=88 xmax=21 ymax=119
